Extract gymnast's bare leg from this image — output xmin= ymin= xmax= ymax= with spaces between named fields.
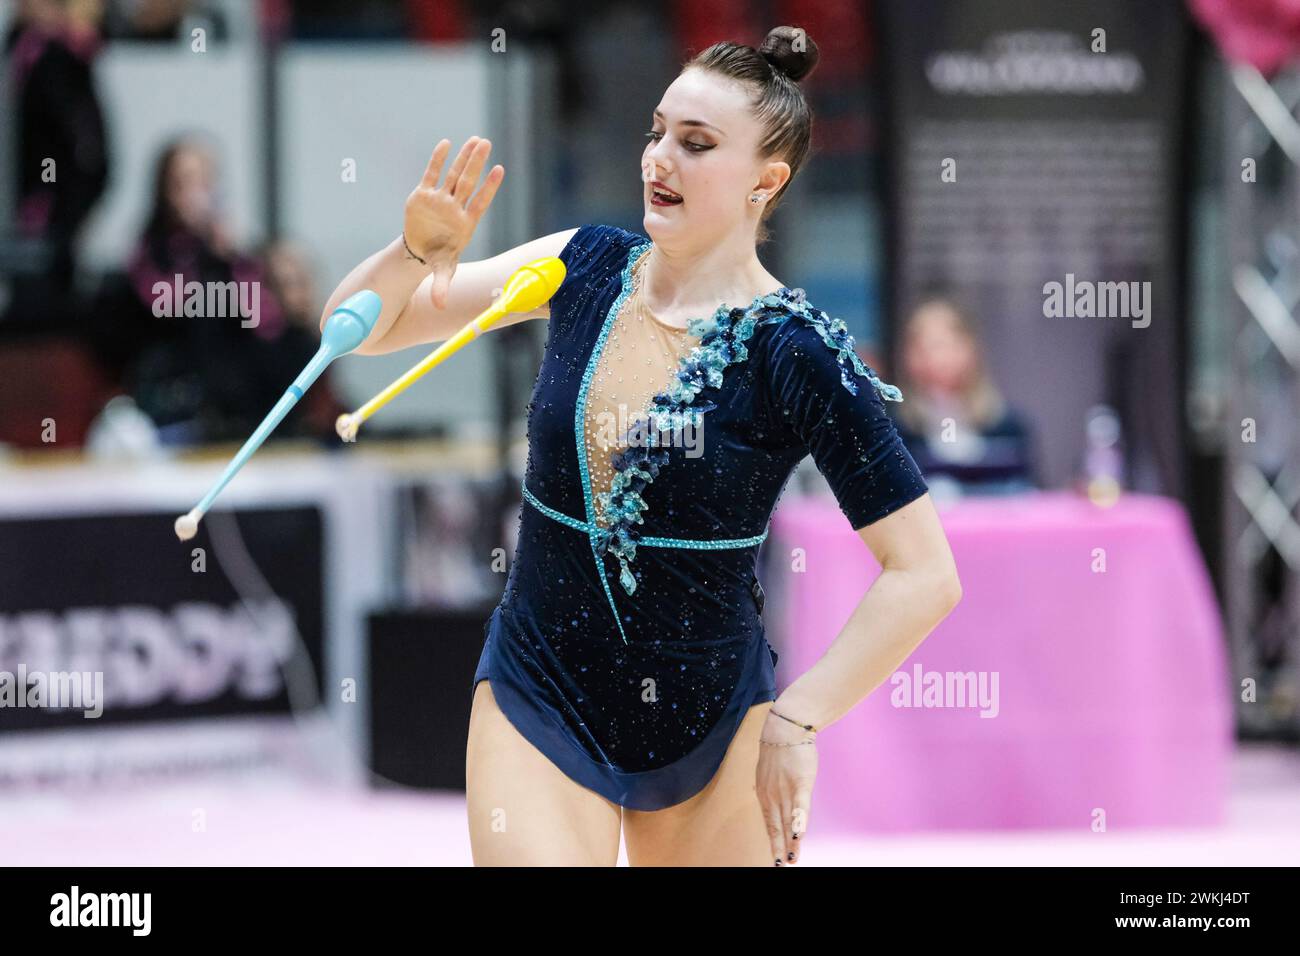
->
xmin=466 ymin=681 xmax=623 ymax=866
xmin=621 ymin=701 xmax=774 ymax=867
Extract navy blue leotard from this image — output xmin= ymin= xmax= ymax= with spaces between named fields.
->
xmin=473 ymin=224 xmax=928 ymax=811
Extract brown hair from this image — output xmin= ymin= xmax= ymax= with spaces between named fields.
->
xmin=684 ymin=25 xmax=820 ymax=243
xmin=142 ymin=134 xmax=217 ymax=247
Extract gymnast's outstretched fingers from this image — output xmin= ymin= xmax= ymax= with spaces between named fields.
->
xmin=403 ymin=136 xmax=504 ymax=309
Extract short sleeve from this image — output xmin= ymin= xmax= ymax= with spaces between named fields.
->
xmin=548 ymin=224 xmax=647 ymax=328
xmin=556 ymin=224 xmax=605 ymax=287
xmin=763 ymin=318 xmax=929 ymax=530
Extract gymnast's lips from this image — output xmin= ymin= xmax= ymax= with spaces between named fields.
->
xmin=650 ymin=181 xmax=683 ymax=206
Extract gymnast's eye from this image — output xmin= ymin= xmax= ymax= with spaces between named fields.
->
xmin=644 ymin=130 xmax=712 ymax=152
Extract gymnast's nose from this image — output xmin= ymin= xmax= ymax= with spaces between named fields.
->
xmin=642 ymin=145 xmax=672 ymax=182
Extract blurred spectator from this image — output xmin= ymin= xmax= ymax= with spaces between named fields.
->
xmin=102 ymin=134 xmax=293 ymax=444
xmin=90 ymin=140 xmax=343 ymax=447
xmin=4 ymin=0 xmax=109 ymax=334
xmin=892 ymin=296 xmax=1039 ymax=496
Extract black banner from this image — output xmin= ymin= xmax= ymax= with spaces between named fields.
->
xmin=0 ymin=507 xmax=324 ymax=732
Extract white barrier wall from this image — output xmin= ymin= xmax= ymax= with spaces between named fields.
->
xmin=80 ymin=44 xmax=267 ymax=272
xmin=276 ymin=44 xmax=533 ymax=435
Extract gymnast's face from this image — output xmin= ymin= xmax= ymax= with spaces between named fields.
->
xmin=642 ymin=69 xmax=790 ymax=249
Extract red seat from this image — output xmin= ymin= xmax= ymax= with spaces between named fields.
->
xmin=0 ymin=338 xmax=115 ymax=448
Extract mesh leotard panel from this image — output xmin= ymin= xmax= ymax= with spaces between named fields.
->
xmin=582 ymin=247 xmax=699 ymax=529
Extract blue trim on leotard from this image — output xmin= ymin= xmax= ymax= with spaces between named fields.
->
xmin=573 ymin=240 xmax=652 ymax=643
xmin=521 ymin=481 xmax=769 ymax=549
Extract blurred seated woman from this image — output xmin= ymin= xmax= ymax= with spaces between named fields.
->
xmin=120 ymin=134 xmax=285 ymax=444
xmin=891 ymin=296 xmax=1038 ymax=497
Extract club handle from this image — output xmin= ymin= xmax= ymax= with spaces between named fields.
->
xmin=194 ymin=385 xmax=304 ymax=516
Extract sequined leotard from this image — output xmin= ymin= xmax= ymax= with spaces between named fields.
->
xmin=472 ymin=224 xmax=928 ymax=811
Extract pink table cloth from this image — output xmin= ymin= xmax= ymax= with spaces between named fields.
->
xmin=768 ymin=491 xmax=1233 ymax=833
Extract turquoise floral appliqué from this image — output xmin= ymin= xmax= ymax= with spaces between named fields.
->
xmin=755 ymin=287 xmax=905 ymax=402
xmin=592 ymin=284 xmax=904 ymax=599
xmin=593 ymin=296 xmax=759 ymax=595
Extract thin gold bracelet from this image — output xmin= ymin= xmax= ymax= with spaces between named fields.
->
xmin=769 ymin=708 xmax=817 ymax=733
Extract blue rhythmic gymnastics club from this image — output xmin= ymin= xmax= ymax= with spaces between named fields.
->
xmin=173 ymin=289 xmax=382 ymax=541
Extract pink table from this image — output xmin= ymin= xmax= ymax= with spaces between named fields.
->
xmin=768 ymin=491 xmax=1233 ymax=833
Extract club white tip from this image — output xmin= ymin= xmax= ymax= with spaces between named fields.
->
xmin=174 ymin=510 xmax=200 ymax=541
xmin=335 ymin=413 xmax=359 ymax=443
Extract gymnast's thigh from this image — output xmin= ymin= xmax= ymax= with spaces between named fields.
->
xmin=621 ymin=701 xmax=774 ymax=867
xmin=465 ymin=680 xmax=623 ymax=866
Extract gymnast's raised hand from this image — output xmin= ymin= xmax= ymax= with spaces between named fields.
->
xmin=321 ymin=136 xmax=574 ymax=356
xmin=403 ymin=137 xmax=505 ymax=310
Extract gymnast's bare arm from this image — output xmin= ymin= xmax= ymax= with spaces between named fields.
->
xmin=319 ymin=136 xmax=577 ymax=356
xmin=349 ymin=228 xmax=579 ymax=355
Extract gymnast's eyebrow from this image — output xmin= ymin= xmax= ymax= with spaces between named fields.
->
xmin=653 ymin=109 xmax=725 ymax=136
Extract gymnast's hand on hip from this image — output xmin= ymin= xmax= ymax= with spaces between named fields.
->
xmin=757 ymin=706 xmax=818 ymax=866
xmin=403 ymin=136 xmax=505 ymax=309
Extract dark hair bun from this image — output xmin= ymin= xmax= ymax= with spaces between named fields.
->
xmin=759 ymin=26 xmax=819 ymax=82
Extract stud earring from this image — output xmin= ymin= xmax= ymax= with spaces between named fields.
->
xmin=750 ymin=194 xmax=763 ymax=204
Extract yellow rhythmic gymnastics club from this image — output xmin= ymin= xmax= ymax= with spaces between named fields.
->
xmin=335 ymin=256 xmax=565 ymax=441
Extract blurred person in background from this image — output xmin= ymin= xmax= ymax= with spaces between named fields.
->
xmin=4 ymin=0 xmax=109 ymax=335
xmin=892 ymin=296 xmax=1038 ymax=496
xmin=112 ymin=135 xmax=287 ymax=444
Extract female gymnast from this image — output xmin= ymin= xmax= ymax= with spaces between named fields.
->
xmin=322 ymin=26 xmax=961 ymax=867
